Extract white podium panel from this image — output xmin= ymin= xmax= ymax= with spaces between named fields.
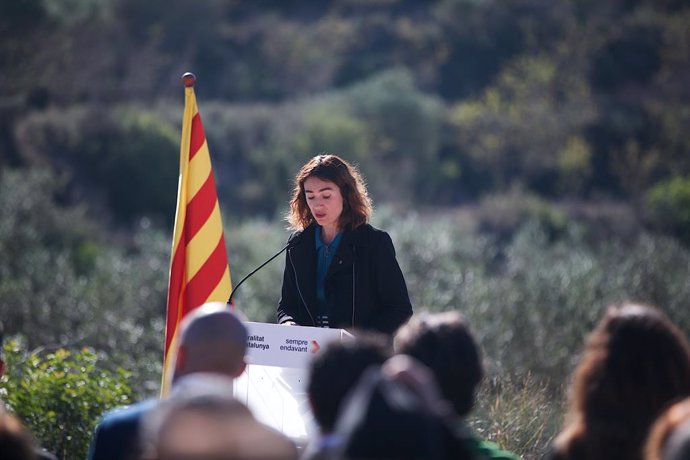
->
xmin=234 ymin=322 xmax=354 ymax=445
xmin=243 ymin=321 xmax=353 ymax=368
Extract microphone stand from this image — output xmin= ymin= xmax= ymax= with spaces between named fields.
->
xmin=227 ymin=242 xmax=291 ymax=305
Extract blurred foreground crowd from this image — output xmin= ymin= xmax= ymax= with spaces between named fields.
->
xmin=2 ymin=301 xmax=690 ymax=460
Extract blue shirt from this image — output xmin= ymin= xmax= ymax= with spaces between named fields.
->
xmin=315 ymin=227 xmax=343 ymax=327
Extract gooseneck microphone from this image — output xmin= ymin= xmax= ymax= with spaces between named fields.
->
xmin=227 ymin=237 xmax=301 ymax=305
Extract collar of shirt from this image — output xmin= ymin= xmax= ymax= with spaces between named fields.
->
xmin=315 ymin=226 xmax=343 ymax=251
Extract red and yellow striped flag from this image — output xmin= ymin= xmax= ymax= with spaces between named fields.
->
xmin=162 ymin=74 xmax=232 ymax=395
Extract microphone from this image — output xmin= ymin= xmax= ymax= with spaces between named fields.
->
xmin=227 ymin=236 xmax=302 ymax=305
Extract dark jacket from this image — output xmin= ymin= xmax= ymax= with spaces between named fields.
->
xmin=87 ymin=399 xmax=157 ymax=460
xmin=277 ymin=223 xmax=413 ymax=334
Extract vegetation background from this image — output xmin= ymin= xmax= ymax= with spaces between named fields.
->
xmin=1 ymin=0 xmax=690 ymax=458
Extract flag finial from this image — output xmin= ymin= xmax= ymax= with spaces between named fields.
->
xmin=181 ymin=72 xmax=196 ymax=88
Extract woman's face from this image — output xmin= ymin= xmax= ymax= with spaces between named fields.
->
xmin=304 ymin=176 xmax=344 ymax=231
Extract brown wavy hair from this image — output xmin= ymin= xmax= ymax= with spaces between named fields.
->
xmin=552 ymin=303 xmax=690 ymax=460
xmin=287 ymin=154 xmax=372 ymax=231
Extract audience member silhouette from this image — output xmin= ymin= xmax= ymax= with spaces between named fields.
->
xmin=0 ymin=404 xmax=38 ymax=460
xmin=645 ymin=397 xmax=690 ymax=460
xmin=394 ymin=311 xmax=521 ymax=459
xmin=87 ymin=302 xmax=249 ymax=460
xmin=140 ymin=374 xmax=298 ymax=460
xmin=303 ymin=332 xmax=390 ymax=460
xmin=549 ymin=303 xmax=690 ymax=460
xmin=331 ymin=354 xmax=474 ymax=460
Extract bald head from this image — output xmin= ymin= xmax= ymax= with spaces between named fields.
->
xmin=173 ymin=303 xmax=248 ymax=382
xmin=142 ymin=375 xmax=298 ymax=460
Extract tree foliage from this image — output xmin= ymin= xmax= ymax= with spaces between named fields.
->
xmin=2 ymin=0 xmax=688 ymax=228
xmin=0 ymin=169 xmax=168 ymax=392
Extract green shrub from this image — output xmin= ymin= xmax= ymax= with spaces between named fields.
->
xmin=646 ymin=175 xmax=690 ymax=243
xmin=340 ymin=68 xmax=444 ymax=160
xmin=557 ymin=136 xmax=592 ymax=194
xmin=290 ymin=104 xmax=368 ymax=166
xmin=449 ymin=55 xmax=596 ymax=196
xmin=476 ymin=190 xmax=568 ymax=241
xmin=13 ymin=105 xmax=179 ymax=224
xmin=0 ymin=338 xmax=133 ymax=460
xmin=335 ymin=68 xmax=445 ymax=202
xmin=85 ymin=108 xmax=179 ymax=223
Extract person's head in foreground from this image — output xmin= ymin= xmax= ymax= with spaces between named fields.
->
xmin=394 ymin=311 xmax=483 ymax=418
xmin=551 ymin=303 xmax=690 ymax=460
xmin=332 ymin=355 xmax=473 ymax=460
xmin=172 ymin=302 xmax=248 ymax=384
xmin=307 ymin=332 xmax=390 ymax=435
xmin=141 ymin=374 xmax=298 ymax=460
xmin=0 ymin=404 xmax=38 ymax=460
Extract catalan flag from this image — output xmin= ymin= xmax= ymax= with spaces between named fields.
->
xmin=162 ymin=73 xmax=232 ymax=395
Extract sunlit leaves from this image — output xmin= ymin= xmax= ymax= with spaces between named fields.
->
xmin=0 ymin=339 xmax=133 ymax=460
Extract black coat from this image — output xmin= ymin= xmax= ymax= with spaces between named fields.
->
xmin=277 ymin=223 xmax=413 ymax=334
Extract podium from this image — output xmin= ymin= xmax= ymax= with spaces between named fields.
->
xmin=234 ymin=322 xmax=354 ymax=445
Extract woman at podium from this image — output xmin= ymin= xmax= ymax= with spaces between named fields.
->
xmin=277 ymin=154 xmax=413 ymax=334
